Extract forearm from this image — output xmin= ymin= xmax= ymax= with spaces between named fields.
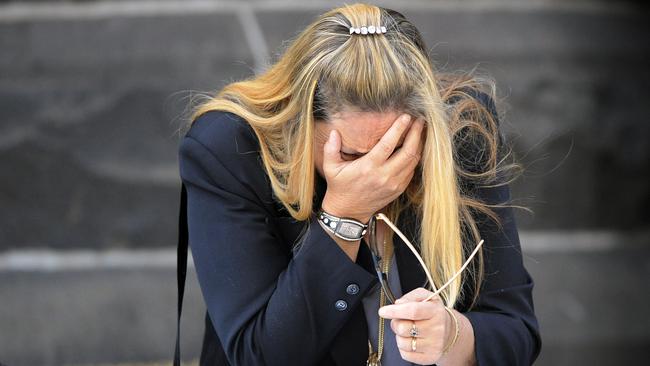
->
xmin=435 ymin=310 xmax=477 ymax=366
xmin=193 ymin=215 xmax=377 ymax=365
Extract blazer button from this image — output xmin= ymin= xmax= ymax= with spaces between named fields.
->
xmin=335 ymin=299 xmax=348 ymax=311
xmin=346 ymin=283 xmax=360 ymax=295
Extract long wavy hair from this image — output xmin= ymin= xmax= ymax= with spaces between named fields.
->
xmin=185 ymin=3 xmax=525 ymax=310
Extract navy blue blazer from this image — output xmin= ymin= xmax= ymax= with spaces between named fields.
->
xmin=177 ymin=93 xmax=542 ymax=365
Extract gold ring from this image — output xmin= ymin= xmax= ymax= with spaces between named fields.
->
xmin=411 ymin=336 xmax=417 ymax=352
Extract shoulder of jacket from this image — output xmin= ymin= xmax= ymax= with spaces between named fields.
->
xmin=183 ymin=110 xmax=261 ymax=159
xmin=180 ymin=110 xmax=283 ymax=214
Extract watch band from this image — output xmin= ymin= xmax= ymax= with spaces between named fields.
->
xmin=317 ymin=210 xmax=368 ymax=241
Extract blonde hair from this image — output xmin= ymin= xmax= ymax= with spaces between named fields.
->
xmin=186 ymin=3 xmax=525 ymax=310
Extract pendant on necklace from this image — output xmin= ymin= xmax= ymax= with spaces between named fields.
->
xmin=367 ymin=352 xmax=381 ymax=366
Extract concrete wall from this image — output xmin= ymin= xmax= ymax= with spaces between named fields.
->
xmin=0 ymin=0 xmax=648 ymax=365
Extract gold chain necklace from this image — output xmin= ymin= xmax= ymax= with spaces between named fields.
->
xmin=367 ymin=224 xmax=393 ymax=366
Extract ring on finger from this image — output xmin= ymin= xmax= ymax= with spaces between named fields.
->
xmin=410 ymin=321 xmax=419 ymax=337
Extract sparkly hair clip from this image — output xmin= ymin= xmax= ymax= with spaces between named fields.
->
xmin=349 ymin=25 xmax=387 ymax=35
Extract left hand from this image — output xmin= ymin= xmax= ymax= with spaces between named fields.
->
xmin=377 ymin=287 xmax=451 ymax=365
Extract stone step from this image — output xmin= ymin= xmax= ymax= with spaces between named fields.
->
xmin=0 ymin=236 xmax=648 ymax=365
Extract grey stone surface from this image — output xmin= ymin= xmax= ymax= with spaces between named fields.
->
xmin=1 ymin=241 xmax=649 ymax=365
xmin=0 ymin=268 xmax=206 ymax=366
xmin=0 ymin=11 xmax=254 ymax=250
xmin=525 ymin=244 xmax=650 ymax=365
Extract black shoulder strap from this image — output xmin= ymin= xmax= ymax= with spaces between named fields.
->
xmin=174 ymin=182 xmax=189 ymax=366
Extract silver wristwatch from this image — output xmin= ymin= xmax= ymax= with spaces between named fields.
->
xmin=317 ymin=210 xmax=368 ymax=241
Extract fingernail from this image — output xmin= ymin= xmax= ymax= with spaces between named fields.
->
xmin=401 ymin=114 xmax=412 ymax=123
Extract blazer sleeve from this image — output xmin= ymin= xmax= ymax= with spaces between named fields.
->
xmin=459 ymin=91 xmax=543 ymax=365
xmin=178 ymin=111 xmax=378 ymax=366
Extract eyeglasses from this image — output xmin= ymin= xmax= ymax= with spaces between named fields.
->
xmin=367 ymin=212 xmax=484 ymax=305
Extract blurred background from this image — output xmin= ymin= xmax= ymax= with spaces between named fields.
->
xmin=1 ymin=0 xmax=649 ymax=365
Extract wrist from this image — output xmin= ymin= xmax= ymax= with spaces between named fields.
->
xmin=316 ymin=210 xmax=369 ymax=242
xmin=321 ymin=195 xmax=371 ymax=224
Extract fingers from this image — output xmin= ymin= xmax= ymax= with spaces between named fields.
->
xmin=395 ymin=287 xmax=441 ymax=304
xmin=322 ymin=129 xmax=343 ymax=172
xmin=366 ymin=113 xmax=413 ymax=163
xmin=378 ymin=298 xmax=438 ymax=320
xmin=385 ymin=117 xmax=425 ymax=172
xmin=395 ymin=333 xmax=432 ymax=353
xmin=391 ymin=318 xmax=427 ymax=338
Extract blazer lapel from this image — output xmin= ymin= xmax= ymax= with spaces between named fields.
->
xmin=393 ymin=208 xmax=429 ymax=295
xmin=394 ymin=235 xmax=429 ymax=295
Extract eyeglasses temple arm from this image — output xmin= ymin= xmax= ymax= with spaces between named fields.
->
xmin=424 ymin=239 xmax=484 ymax=302
xmin=375 ymin=212 xmax=485 ymax=304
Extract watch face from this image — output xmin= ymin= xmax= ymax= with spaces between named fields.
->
xmin=338 ymin=222 xmax=362 ymax=238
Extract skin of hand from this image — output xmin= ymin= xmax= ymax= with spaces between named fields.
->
xmin=313 ymin=107 xmax=426 ymax=223
xmin=377 ymin=287 xmax=454 ymax=365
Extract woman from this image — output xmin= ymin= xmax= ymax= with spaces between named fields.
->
xmin=176 ymin=3 xmax=541 ymax=366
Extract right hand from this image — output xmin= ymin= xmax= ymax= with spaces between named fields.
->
xmin=321 ymin=113 xmax=426 ymax=223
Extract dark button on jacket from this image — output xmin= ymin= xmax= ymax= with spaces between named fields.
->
xmin=346 ymin=283 xmax=360 ymax=295
xmin=335 ymin=300 xmax=348 ymax=311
